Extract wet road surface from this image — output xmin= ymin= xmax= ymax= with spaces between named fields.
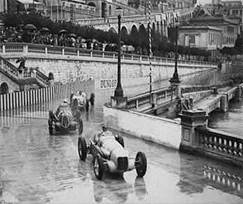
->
xmin=1 ymin=102 xmax=243 ymax=204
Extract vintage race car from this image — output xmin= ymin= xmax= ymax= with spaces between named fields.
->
xmin=78 ymin=131 xmax=147 ymax=180
xmin=70 ymin=92 xmax=87 ymax=111
xmin=48 ymin=102 xmax=83 ymax=135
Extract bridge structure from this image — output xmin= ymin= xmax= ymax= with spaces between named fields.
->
xmin=76 ymin=7 xmax=195 ymax=35
xmin=104 ymin=81 xmax=243 ymax=166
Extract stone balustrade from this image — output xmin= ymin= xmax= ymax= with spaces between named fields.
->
xmin=196 ymin=126 xmax=243 ymax=164
xmin=0 ymin=43 xmax=216 ymax=67
xmin=180 ymin=109 xmax=243 ymax=167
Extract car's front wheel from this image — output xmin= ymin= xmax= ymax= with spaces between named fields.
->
xmin=78 ymin=119 xmax=83 ymax=135
xmin=48 ymin=119 xmax=53 ymax=135
xmin=135 ymin=152 xmax=147 ymax=177
xmin=78 ymin=137 xmax=87 ymax=161
xmin=93 ymin=155 xmax=104 ymax=180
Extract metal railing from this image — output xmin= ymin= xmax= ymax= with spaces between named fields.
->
xmin=0 ymin=79 xmax=95 ymax=111
xmin=0 ymin=54 xmax=49 ymax=87
xmin=0 ymin=43 xmax=217 ymax=67
xmin=196 ymin=126 xmax=243 ymax=163
xmin=0 ymin=55 xmax=19 ymax=78
xmin=127 ymin=87 xmax=173 ymax=110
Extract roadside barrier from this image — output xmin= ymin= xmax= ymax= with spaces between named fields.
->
xmin=0 ymin=79 xmax=95 ymax=111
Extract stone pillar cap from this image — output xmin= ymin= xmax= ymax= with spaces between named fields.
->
xmin=179 ymin=109 xmax=208 ymax=119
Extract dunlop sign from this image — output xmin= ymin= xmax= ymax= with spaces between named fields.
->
xmin=100 ymin=79 xmax=117 ymax=89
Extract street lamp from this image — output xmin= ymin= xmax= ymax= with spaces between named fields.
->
xmin=169 ymin=19 xmax=180 ymax=84
xmin=169 ymin=15 xmax=181 ymax=99
xmin=111 ymin=10 xmax=127 ymax=108
xmin=114 ymin=14 xmax=124 ymax=98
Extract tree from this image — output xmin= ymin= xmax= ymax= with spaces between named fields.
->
xmin=234 ymin=34 xmax=243 ymax=54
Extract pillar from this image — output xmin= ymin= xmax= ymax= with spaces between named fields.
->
xmin=111 ymin=96 xmax=127 ymax=109
xmin=151 ymin=92 xmax=157 ymax=108
xmin=23 ymin=45 xmax=28 ymax=54
xmin=235 ymin=85 xmax=242 ymax=101
xmin=220 ymin=94 xmax=228 ymax=112
xmin=179 ymin=110 xmax=208 ymax=152
xmin=2 ymin=45 xmax=5 ymax=54
xmin=171 ymin=82 xmax=181 ymax=99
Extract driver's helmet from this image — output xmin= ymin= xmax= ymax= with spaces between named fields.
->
xmin=101 ymin=124 xmax=107 ymax=132
xmin=63 ymin=99 xmax=68 ymax=104
xmin=81 ymin=92 xmax=86 ymax=98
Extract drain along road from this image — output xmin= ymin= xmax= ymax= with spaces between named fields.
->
xmin=0 ymin=101 xmax=243 ymax=204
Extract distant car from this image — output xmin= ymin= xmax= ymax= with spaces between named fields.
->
xmin=78 ymin=130 xmax=147 ymax=180
xmin=48 ymin=101 xmax=83 ymax=135
xmin=70 ymin=91 xmax=87 ymax=112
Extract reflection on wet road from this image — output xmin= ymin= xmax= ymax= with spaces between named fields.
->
xmin=1 ymin=103 xmax=243 ymax=204
xmin=209 ymin=99 xmax=243 ymax=136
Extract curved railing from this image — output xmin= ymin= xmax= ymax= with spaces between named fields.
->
xmin=0 ymin=42 xmax=217 ymax=67
xmin=0 ymin=54 xmax=49 ymax=87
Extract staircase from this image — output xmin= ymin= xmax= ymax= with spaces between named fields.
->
xmin=0 ymin=55 xmax=49 ymax=89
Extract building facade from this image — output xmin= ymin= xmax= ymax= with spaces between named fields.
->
xmin=178 ymin=25 xmax=222 ymax=51
xmin=0 ymin=0 xmax=8 ymax=13
xmin=45 ymin=0 xmax=97 ymax=21
xmin=189 ymin=16 xmax=240 ymax=48
xmin=221 ymin=0 xmax=243 ymax=30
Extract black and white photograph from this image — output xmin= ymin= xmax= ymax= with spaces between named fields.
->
xmin=0 ymin=0 xmax=243 ymax=203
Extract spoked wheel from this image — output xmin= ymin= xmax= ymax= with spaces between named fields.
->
xmin=78 ymin=137 xmax=87 ymax=161
xmin=78 ymin=118 xmax=83 ymax=135
xmin=135 ymin=152 xmax=147 ymax=177
xmin=93 ymin=155 xmax=104 ymax=180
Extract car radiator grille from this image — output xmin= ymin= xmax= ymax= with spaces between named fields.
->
xmin=117 ymin=157 xmax=128 ymax=171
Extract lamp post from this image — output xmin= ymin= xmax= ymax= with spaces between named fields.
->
xmin=114 ymin=14 xmax=123 ymax=98
xmin=111 ymin=13 xmax=127 ymax=108
xmin=169 ymin=16 xmax=181 ymax=99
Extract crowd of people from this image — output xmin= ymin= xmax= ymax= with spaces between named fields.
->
xmin=0 ymin=26 xmax=104 ymax=50
xmin=0 ymin=25 xmax=220 ymax=62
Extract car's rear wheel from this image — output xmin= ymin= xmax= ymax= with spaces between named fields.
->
xmin=48 ymin=119 xmax=53 ymax=135
xmin=135 ymin=152 xmax=147 ymax=177
xmin=78 ymin=137 xmax=87 ymax=161
xmin=93 ymin=155 xmax=104 ymax=180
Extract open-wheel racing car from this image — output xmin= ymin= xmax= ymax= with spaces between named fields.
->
xmin=70 ymin=91 xmax=87 ymax=112
xmin=78 ymin=128 xmax=147 ymax=180
xmin=48 ymin=100 xmax=83 ymax=135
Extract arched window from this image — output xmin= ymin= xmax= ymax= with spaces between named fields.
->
xmin=0 ymin=82 xmax=9 ymax=94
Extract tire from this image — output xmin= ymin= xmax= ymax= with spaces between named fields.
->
xmin=116 ymin=135 xmax=124 ymax=147
xmin=78 ymin=119 xmax=83 ymax=135
xmin=135 ymin=152 xmax=147 ymax=177
xmin=49 ymin=110 xmax=55 ymax=120
xmin=93 ymin=155 xmax=104 ymax=180
xmin=78 ymin=137 xmax=87 ymax=161
xmin=49 ymin=126 xmax=53 ymax=135
xmin=48 ymin=119 xmax=53 ymax=135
